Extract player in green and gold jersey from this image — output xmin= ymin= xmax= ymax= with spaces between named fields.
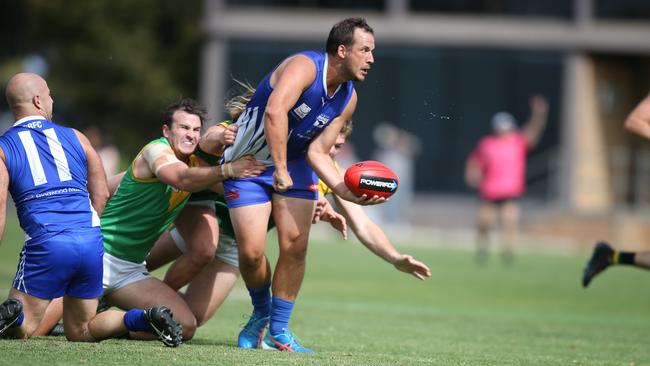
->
xmin=100 ymin=99 xmax=264 ymax=341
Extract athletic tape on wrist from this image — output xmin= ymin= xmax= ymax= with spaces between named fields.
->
xmin=227 ymin=163 xmax=234 ymax=178
xmin=220 ymin=164 xmax=228 ymax=179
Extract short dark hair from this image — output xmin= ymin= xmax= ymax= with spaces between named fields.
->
xmin=162 ymin=98 xmax=207 ymax=127
xmin=326 ymin=17 xmax=374 ymax=55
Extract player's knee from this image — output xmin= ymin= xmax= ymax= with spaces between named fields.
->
xmin=195 ymin=313 xmax=210 ymax=327
xmin=187 ymin=246 xmax=216 ymax=267
xmin=180 ymin=318 xmax=197 ymax=340
xmin=64 ymin=325 xmax=93 ymax=342
xmin=238 ymin=249 xmax=265 ymax=269
xmin=281 ymin=243 xmax=308 ymax=262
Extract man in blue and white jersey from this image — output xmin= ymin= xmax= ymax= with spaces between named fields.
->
xmin=222 ymin=18 xmax=386 ymax=352
xmin=0 ymin=73 xmax=182 ymax=346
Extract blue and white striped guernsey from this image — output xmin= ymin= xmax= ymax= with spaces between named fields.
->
xmin=222 ymin=51 xmax=355 ymax=166
xmin=0 ymin=116 xmax=100 ymax=241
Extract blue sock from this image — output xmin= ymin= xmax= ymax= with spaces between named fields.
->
xmin=12 ymin=312 xmax=24 ymax=328
xmin=123 ymin=309 xmax=151 ymax=332
xmin=248 ymin=283 xmax=271 ymax=317
xmin=269 ymin=296 xmax=294 ymax=336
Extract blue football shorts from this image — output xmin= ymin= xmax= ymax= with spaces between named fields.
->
xmin=224 ymin=157 xmax=319 ymax=208
xmin=12 ymin=229 xmax=104 ymax=300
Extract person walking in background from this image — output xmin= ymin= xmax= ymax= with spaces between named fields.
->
xmin=465 ymin=95 xmax=549 ymax=264
xmin=0 ymin=73 xmax=182 ymax=346
xmin=582 ymin=92 xmax=650 ymax=287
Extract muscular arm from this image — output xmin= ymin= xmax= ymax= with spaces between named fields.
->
xmin=74 ymin=130 xmax=109 ymax=216
xmin=334 ymin=194 xmax=399 ymax=261
xmin=0 ymin=150 xmax=8 ymax=242
xmin=308 ymin=92 xmax=381 ymax=205
xmin=307 ymin=114 xmax=349 ymax=196
xmin=142 ymin=142 xmax=264 ymax=192
xmin=265 ymin=55 xmax=317 ymax=191
xmin=625 ymin=93 xmax=650 ymax=140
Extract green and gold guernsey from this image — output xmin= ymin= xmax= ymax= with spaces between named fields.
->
xmin=102 ymin=137 xmax=198 ymax=263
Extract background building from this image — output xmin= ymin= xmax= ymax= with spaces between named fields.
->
xmin=201 ymin=0 xmax=650 ymax=247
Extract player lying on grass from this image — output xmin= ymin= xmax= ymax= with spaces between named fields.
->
xmin=583 ymin=92 xmax=650 ymax=287
xmin=0 ymin=73 xmax=182 ymax=347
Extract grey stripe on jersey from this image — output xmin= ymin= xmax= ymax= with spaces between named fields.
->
xmin=222 ymin=106 xmax=273 ymax=166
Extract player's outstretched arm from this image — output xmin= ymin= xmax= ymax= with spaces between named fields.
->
xmin=625 ymin=92 xmax=650 ymax=140
xmin=333 ymin=194 xmax=431 ymax=280
xmin=75 ymin=129 xmax=110 ymax=216
xmin=0 ymin=150 xmax=9 ymax=242
xmin=144 ymin=142 xmax=265 ymax=192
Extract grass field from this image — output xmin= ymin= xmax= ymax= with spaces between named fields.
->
xmin=1 ymin=214 xmax=649 ymax=365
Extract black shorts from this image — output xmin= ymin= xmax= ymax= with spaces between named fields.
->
xmin=482 ymin=196 xmax=520 ymax=206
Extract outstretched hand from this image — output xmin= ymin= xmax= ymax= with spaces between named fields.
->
xmin=229 ymin=155 xmax=266 ymax=178
xmin=312 ymin=197 xmax=347 ymax=240
xmin=393 ymin=254 xmax=432 ymax=280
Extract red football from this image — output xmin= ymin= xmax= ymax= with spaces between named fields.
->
xmin=344 ymin=161 xmax=399 ymax=199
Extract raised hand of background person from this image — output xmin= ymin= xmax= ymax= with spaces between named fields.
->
xmin=530 ymin=95 xmax=549 ymax=115
xmin=393 ymin=254 xmax=432 ymax=280
xmin=523 ymin=94 xmax=550 ymax=147
xmin=227 ymin=155 xmax=266 ymax=178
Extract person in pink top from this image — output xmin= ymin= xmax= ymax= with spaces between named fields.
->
xmin=465 ymin=95 xmax=549 ymax=264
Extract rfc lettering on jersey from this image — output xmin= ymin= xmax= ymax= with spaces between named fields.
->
xmin=25 ymin=121 xmax=43 ymax=129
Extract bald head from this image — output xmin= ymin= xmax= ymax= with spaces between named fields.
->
xmin=5 ymin=73 xmax=53 ymax=120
